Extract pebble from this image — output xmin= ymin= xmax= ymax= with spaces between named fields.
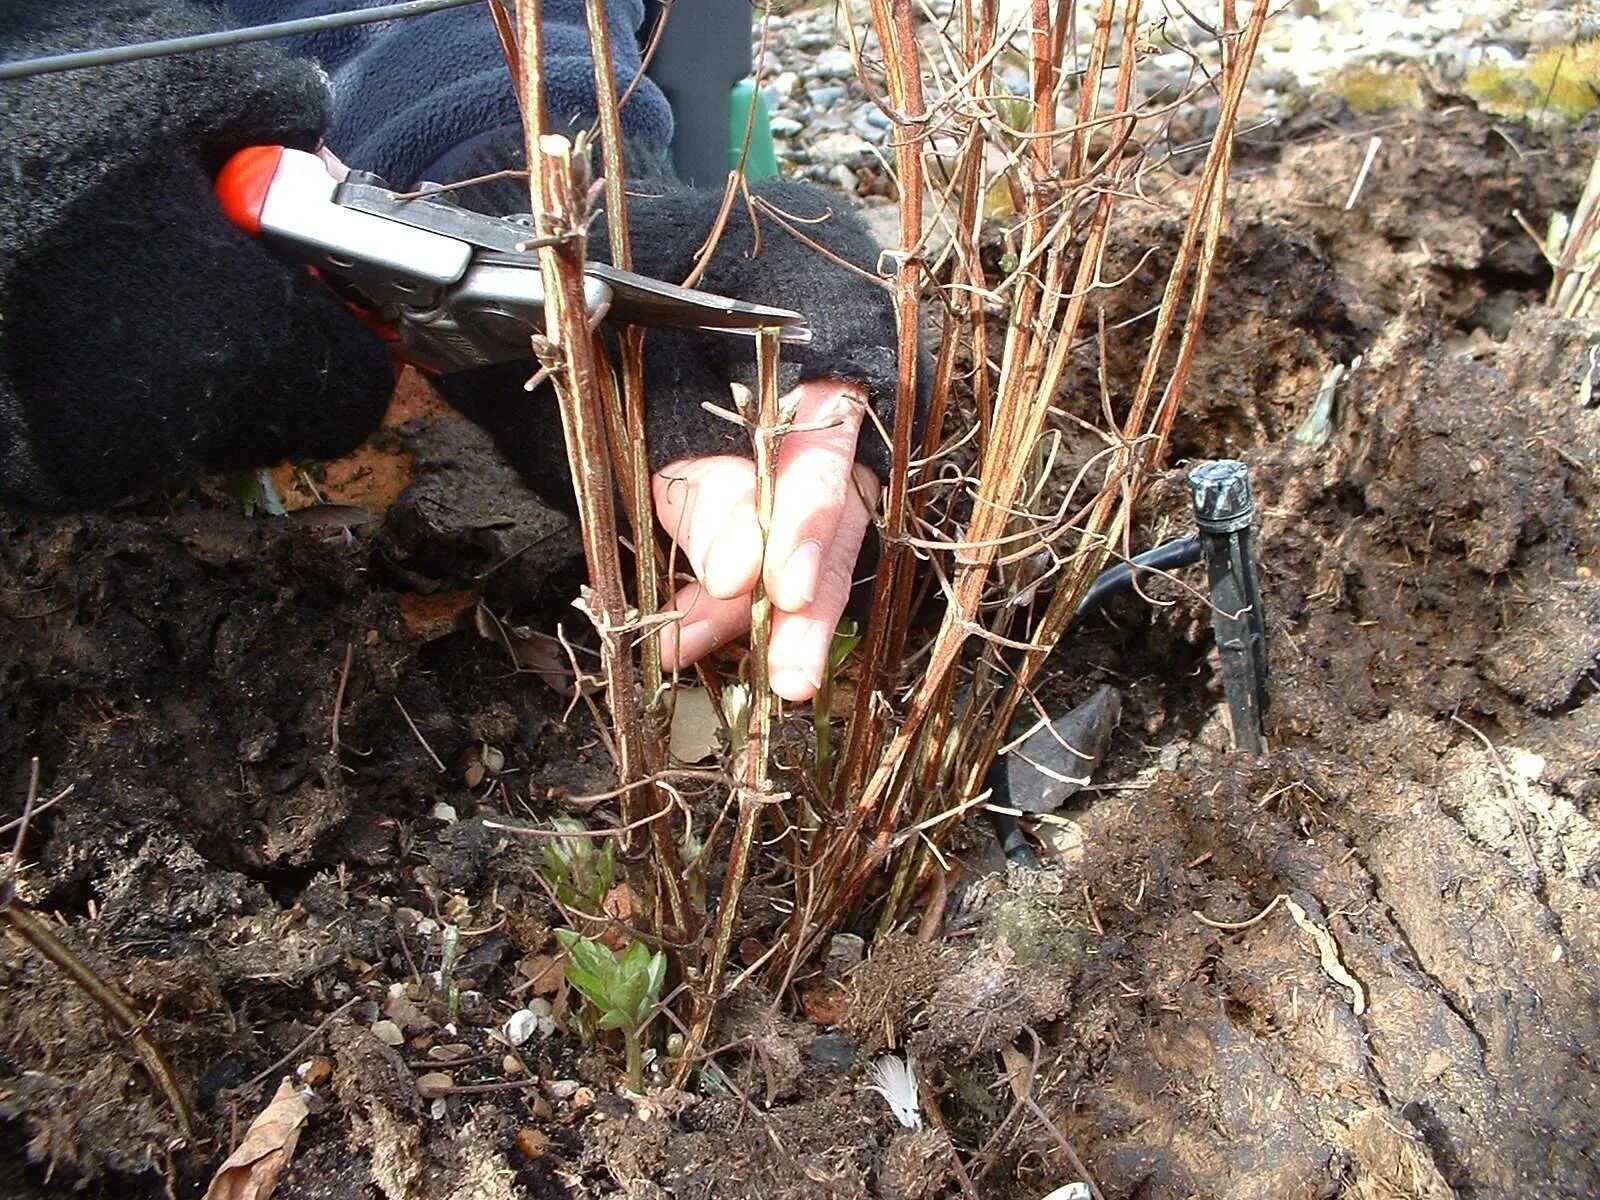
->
xmin=415 ymin=1072 xmax=454 ymax=1099
xmin=811 ymin=131 xmax=872 ymax=162
xmin=503 ymin=1009 xmax=539 ymax=1046
xmin=825 ymin=932 xmax=865 ymax=979
xmin=807 ymin=85 xmax=847 ymax=107
xmin=810 ymin=1032 xmax=855 ymax=1069
xmin=810 ymin=49 xmax=857 ymax=80
xmin=525 ymin=998 xmax=557 ymax=1037
xmin=371 ymin=1019 xmax=404 ymax=1047
xmin=765 ymin=70 xmax=800 ymax=105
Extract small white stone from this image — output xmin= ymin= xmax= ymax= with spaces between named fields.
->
xmin=430 ymin=802 xmax=458 ymax=823
xmin=1507 ymin=749 xmax=1546 ymax=782
xmin=503 ymin=1009 xmax=539 ymax=1046
xmin=525 ymin=998 xmax=557 ymax=1038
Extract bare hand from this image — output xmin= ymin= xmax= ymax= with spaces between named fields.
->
xmin=651 ymin=380 xmax=880 ymax=702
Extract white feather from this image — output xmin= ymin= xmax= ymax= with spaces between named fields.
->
xmin=863 ymin=1053 xmax=922 ymax=1129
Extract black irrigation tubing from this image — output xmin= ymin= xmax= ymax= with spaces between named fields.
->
xmin=986 ymin=534 xmax=1206 ymax=867
xmin=0 ymin=0 xmax=487 ymax=81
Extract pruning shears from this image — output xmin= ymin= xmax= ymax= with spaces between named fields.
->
xmin=214 ymin=145 xmax=811 ymax=375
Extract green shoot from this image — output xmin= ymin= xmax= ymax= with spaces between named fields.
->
xmin=538 ymin=819 xmax=617 ymax=916
xmin=438 ymin=923 xmax=461 ymax=1022
xmin=554 ymin=928 xmax=666 ymax=1090
xmin=814 ymin=618 xmax=862 ymax=791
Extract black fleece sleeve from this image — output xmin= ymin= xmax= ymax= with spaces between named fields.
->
xmin=0 ymin=1 xmax=395 ymax=509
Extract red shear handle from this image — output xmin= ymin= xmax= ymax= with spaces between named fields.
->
xmin=213 ymin=144 xmax=402 ymax=351
xmin=215 ymin=145 xmax=286 ymax=237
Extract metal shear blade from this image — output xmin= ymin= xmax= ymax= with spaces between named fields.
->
xmin=586 ymin=263 xmax=812 ymax=345
xmin=336 ymin=176 xmax=811 ymax=344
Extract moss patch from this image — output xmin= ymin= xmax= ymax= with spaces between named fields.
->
xmin=1464 ymin=38 xmax=1600 ymax=123
xmin=1335 ymin=65 xmax=1425 ymax=113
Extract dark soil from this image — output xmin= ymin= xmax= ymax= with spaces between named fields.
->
xmin=3 ymin=102 xmax=1597 ymax=1200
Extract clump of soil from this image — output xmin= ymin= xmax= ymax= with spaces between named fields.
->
xmin=3 ymin=102 xmax=1598 ymax=1200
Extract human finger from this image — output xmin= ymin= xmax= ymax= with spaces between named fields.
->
xmin=764 ymin=381 xmax=870 ymax=613
xmin=767 ymin=463 xmax=879 ymax=701
xmin=652 ymin=456 xmax=762 ymax=600
xmin=655 ymin=581 xmax=754 ymax=672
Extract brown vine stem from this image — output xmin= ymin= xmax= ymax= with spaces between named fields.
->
xmin=582 ymin=0 xmax=662 ymax=697
xmin=671 ymin=329 xmax=784 ymax=1086
xmin=517 ymin=3 xmax=687 ymax=936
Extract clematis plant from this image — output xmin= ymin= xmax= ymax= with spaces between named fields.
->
xmin=555 ymin=927 xmax=666 ymax=1090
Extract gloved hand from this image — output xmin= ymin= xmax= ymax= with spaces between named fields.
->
xmin=1 ymin=1 xmax=912 ymax=699
xmin=434 ymin=169 xmax=909 ymax=699
xmin=0 ymin=0 xmax=395 ymax=508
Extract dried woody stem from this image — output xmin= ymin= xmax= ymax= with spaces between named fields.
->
xmin=517 ymin=3 xmax=686 ymax=936
xmin=833 ymin=0 xmax=926 ymax=808
xmin=673 ymin=330 xmax=785 ymax=1085
xmin=775 ymin=0 xmax=1266 ymax=963
xmin=582 ymin=0 xmax=663 ymax=696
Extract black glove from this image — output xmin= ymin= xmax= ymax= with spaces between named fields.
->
xmin=0 ymin=0 xmax=395 ymax=509
xmin=430 ymin=135 xmax=910 ymax=512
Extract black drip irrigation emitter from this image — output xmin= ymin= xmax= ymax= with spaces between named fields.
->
xmin=986 ymin=459 xmax=1269 ymax=867
xmin=1186 ymin=459 xmax=1269 ymax=753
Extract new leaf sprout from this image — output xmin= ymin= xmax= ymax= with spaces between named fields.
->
xmin=555 ymin=927 xmax=666 ymax=1090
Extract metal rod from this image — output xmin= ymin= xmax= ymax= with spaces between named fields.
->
xmin=0 ymin=0 xmax=486 ymax=82
xmin=1187 ymin=459 xmax=1269 ymax=754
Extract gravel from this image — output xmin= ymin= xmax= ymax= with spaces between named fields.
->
xmin=750 ymin=0 xmax=1597 ymax=186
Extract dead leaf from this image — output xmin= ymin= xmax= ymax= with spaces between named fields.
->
xmin=399 ymin=589 xmax=478 ymax=640
xmin=204 ymin=1077 xmax=309 ymax=1200
xmin=668 ymin=688 xmax=723 ymax=763
xmin=599 ymin=885 xmax=635 ymax=950
xmin=473 ymin=604 xmax=577 ymax=694
xmin=1000 ymin=1045 xmax=1034 ymax=1103
xmin=798 ymin=979 xmax=848 ymax=1025
xmin=518 ymin=953 xmax=565 ymax=996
